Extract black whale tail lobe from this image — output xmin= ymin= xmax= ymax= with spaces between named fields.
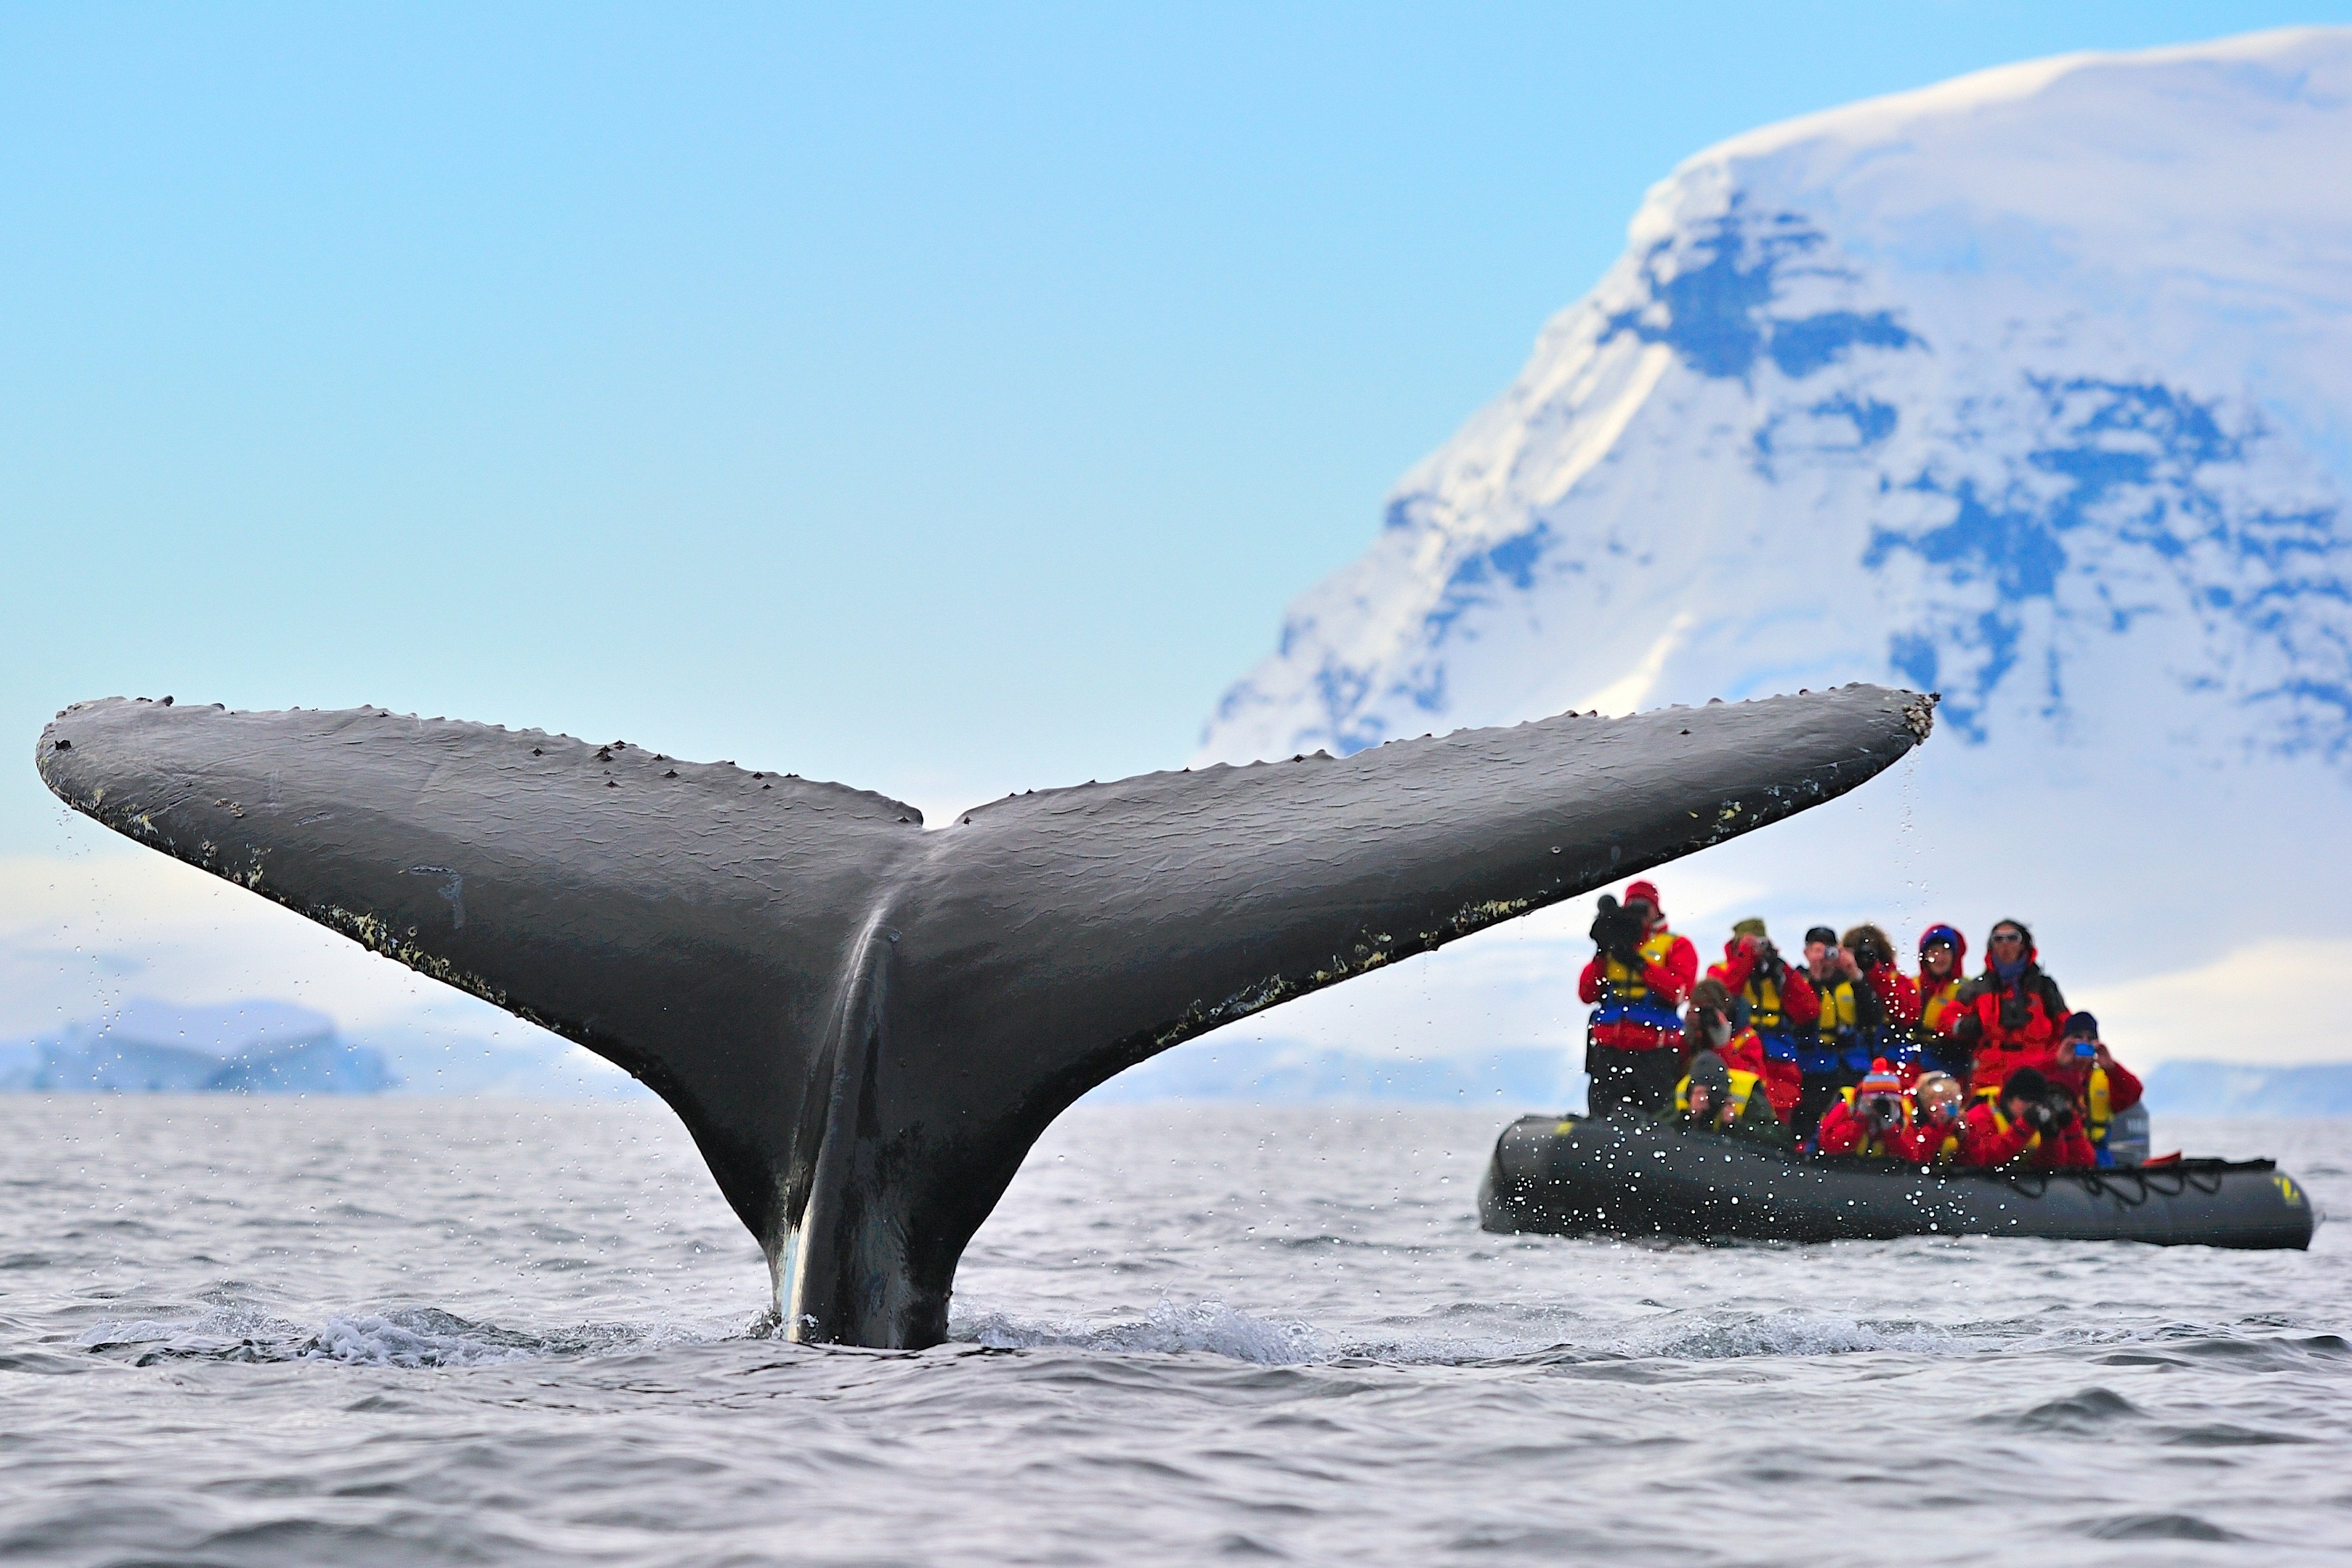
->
xmin=37 ymin=686 xmax=1933 ymax=1347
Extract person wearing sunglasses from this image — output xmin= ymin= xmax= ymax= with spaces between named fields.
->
xmin=1949 ymin=919 xmax=2070 ymax=1098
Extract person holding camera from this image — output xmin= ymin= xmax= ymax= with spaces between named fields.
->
xmin=1706 ymin=918 xmax=1814 ymax=1120
xmin=1814 ymin=1056 xmax=1911 ymax=1157
xmin=1796 ymin=926 xmax=1889 ymax=1131
xmin=2045 ymin=1011 xmax=2145 ymax=1166
xmin=1957 ymin=1066 xmax=2094 ymax=1171
xmin=1662 ymin=1047 xmax=1789 ymax=1148
xmin=1577 ymin=879 xmax=1698 ymax=1114
xmin=1887 ymin=1072 xmax=1969 ymax=1165
xmin=1843 ymin=923 xmax=1921 ymax=1057
xmin=1950 ymin=919 xmax=2069 ymax=1097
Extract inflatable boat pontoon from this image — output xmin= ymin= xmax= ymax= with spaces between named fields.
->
xmin=1478 ymin=1111 xmax=2315 ymax=1250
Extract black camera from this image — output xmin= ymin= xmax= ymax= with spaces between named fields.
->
xmin=1858 ymin=1094 xmax=1902 ymax=1131
xmin=1999 ymin=993 xmax=2032 ymax=1031
xmin=1589 ymin=896 xmax=1644 ymax=961
xmin=1849 ymin=931 xmax=1890 ymax=970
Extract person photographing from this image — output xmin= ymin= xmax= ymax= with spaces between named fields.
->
xmin=1958 ymin=1066 xmax=2094 ymax=1171
xmin=1706 ymin=918 xmax=1813 ymax=1120
xmin=1578 ymin=880 xmax=1698 ymax=1114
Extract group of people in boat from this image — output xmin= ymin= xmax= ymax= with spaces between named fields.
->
xmin=1577 ymin=879 xmax=2145 ymax=1171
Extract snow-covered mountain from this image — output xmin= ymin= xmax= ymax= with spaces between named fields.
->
xmin=1199 ymin=28 xmax=2352 ymax=980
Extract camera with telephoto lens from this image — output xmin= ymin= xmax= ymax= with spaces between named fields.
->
xmin=1589 ymin=896 xmax=1644 ymax=960
xmin=2044 ymin=1094 xmax=2078 ymax=1130
xmin=1859 ymin=1094 xmax=1903 ymax=1131
xmin=1849 ymin=930 xmax=1891 ymax=970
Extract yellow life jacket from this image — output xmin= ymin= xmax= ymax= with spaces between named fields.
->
xmin=1743 ymin=971 xmax=1789 ymax=1030
xmin=1674 ymin=1065 xmax=1763 ymax=1119
xmin=1595 ymin=930 xmax=1686 ymax=1032
xmin=1815 ymin=977 xmax=1859 ymax=1042
xmin=1601 ymin=930 xmax=1680 ymax=1001
xmin=1919 ymin=976 xmax=1962 ymax=1034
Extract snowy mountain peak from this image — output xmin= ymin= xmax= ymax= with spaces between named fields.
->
xmin=1199 ymin=29 xmax=2352 ymax=779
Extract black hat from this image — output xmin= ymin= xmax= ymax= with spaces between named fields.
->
xmin=1687 ymin=1050 xmax=1733 ymax=1100
xmin=1804 ymin=926 xmax=1838 ymax=947
xmin=2060 ymin=1011 xmax=2099 ymax=1040
xmin=2001 ymin=1066 xmax=2053 ymax=1104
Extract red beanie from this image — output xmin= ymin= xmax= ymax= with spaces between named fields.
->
xmin=1624 ymin=880 xmax=1662 ymax=910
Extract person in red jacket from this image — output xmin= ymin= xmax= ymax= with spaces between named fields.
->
xmin=1577 ymin=879 xmax=1699 ymax=1114
xmin=1951 ymin=920 xmax=2070 ymax=1096
xmin=1707 ymin=918 xmax=1814 ymax=1121
xmin=2045 ymin=1011 xmax=2144 ymax=1164
xmin=1957 ymin=1067 xmax=2094 ymax=1171
xmin=1913 ymin=924 xmax=1971 ymax=1078
xmin=1844 ymin=924 xmax=1921 ymax=1050
xmin=1886 ymin=1072 xmax=1968 ymax=1165
xmin=1815 ymin=1057 xmax=1910 ymax=1157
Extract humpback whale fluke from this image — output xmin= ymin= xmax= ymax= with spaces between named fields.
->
xmin=36 ymin=685 xmax=1933 ymax=1347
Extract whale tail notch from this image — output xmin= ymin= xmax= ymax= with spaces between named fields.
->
xmin=37 ymin=685 xmax=1933 ymax=1347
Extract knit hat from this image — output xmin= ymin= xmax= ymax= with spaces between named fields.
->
xmin=1624 ymin=879 xmax=1662 ymax=910
xmin=1804 ymin=925 xmax=1838 ymax=948
xmin=1732 ymin=917 xmax=1768 ymax=939
xmin=2001 ymin=1066 xmax=2054 ymax=1104
xmin=1919 ymin=922 xmax=1967 ymax=975
xmin=2060 ymin=1011 xmax=2099 ymax=1040
xmin=1688 ymin=977 xmax=1733 ymax=1015
xmin=1858 ymin=1057 xmax=1904 ymax=1098
xmin=1686 ymin=1050 xmax=1732 ymax=1101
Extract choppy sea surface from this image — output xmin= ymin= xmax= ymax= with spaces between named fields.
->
xmin=1 ymin=1098 xmax=2346 ymax=1566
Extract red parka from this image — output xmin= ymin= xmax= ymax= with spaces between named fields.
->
xmin=1957 ymin=1100 xmax=2094 ymax=1171
xmin=1706 ymin=943 xmax=1813 ymax=1117
xmin=1951 ymin=931 xmax=2069 ymax=1094
xmin=1915 ymin=924 xmax=1970 ymax=1037
xmin=1579 ymin=927 xmax=1699 ymax=1052
xmin=2046 ymin=1054 xmax=2143 ymax=1114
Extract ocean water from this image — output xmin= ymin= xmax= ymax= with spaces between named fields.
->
xmin=1 ymin=1098 xmax=2346 ymax=1566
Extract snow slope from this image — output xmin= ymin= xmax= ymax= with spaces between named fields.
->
xmin=1190 ymin=29 xmax=2352 ymax=1066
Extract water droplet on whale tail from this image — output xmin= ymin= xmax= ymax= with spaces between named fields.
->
xmin=31 ymin=686 xmax=1929 ymax=1348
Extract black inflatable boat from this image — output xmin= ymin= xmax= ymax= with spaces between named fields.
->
xmin=1479 ymin=1111 xmax=2316 ymax=1250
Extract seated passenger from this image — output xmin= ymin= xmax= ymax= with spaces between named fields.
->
xmin=1816 ymin=1057 xmax=1910 ymax=1157
xmin=1706 ymin=919 xmax=1813 ymax=1120
xmin=1957 ymin=1067 xmax=2094 ymax=1171
xmin=1912 ymin=924 xmax=1973 ymax=1078
xmin=2044 ymin=1011 xmax=2145 ymax=1167
xmin=1951 ymin=920 xmax=2068 ymax=1097
xmin=1662 ymin=1049 xmax=1789 ymax=1147
xmin=1886 ymin=1072 xmax=1967 ymax=1165
xmin=1798 ymin=926 xmax=1887 ymax=1131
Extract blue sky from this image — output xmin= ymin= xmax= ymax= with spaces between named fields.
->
xmin=7 ymin=2 xmax=2348 ymax=852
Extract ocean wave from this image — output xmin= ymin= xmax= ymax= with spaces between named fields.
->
xmin=956 ymin=1299 xmax=1330 ymax=1364
xmin=78 ymin=1304 xmax=705 ymax=1368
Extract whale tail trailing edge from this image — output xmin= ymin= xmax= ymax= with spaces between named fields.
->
xmin=37 ymin=684 xmax=1933 ymax=1347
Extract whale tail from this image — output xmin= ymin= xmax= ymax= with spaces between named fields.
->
xmin=37 ymin=685 xmax=1932 ymax=1346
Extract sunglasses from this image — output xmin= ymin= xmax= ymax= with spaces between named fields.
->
xmin=1989 ymin=933 xmax=2024 ymax=945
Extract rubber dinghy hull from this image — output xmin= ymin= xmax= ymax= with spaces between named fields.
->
xmin=1478 ymin=1113 xmax=2315 ymax=1250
